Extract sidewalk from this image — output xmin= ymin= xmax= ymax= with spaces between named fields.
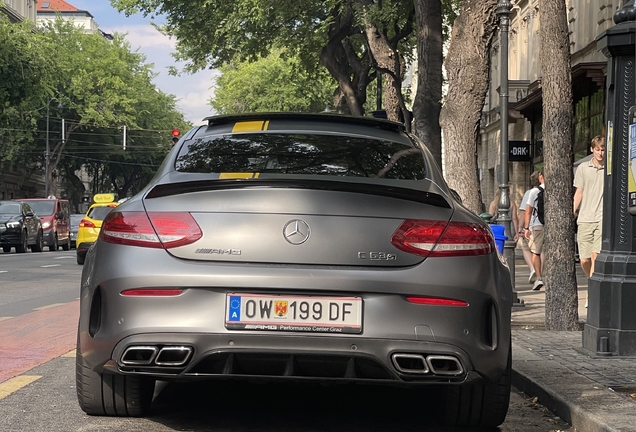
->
xmin=510 ymin=253 xmax=636 ymax=432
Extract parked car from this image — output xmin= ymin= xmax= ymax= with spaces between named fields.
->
xmin=70 ymin=213 xmax=84 ymax=249
xmin=76 ymin=194 xmax=119 ymax=264
xmin=0 ymin=201 xmax=44 ymax=253
xmin=18 ymin=198 xmax=71 ymax=251
xmin=76 ymin=113 xmax=513 ymax=427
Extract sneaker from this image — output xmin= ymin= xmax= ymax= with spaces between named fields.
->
xmin=528 ymin=269 xmax=536 ymax=284
xmin=532 ymin=279 xmax=544 ymax=291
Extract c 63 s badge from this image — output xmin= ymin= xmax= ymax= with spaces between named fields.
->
xmin=358 ymin=252 xmax=397 ymax=260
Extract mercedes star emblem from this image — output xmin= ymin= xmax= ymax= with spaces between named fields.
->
xmin=283 ymin=219 xmax=311 ymax=245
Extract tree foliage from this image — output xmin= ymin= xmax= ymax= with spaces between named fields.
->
xmin=212 ymin=49 xmax=336 ymax=114
xmin=34 ymin=19 xmax=190 ymax=201
xmin=0 ymin=18 xmax=55 ymax=164
xmin=1 ymin=17 xmax=190 ymax=209
xmin=110 ymin=0 xmax=416 ymax=121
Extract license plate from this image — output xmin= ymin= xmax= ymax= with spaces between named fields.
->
xmin=225 ymin=293 xmax=363 ymax=334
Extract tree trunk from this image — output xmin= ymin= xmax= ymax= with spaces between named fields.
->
xmin=364 ymin=22 xmax=401 ymax=122
xmin=539 ymin=0 xmax=579 ymax=331
xmin=412 ymin=0 xmax=443 ymax=169
xmin=439 ymin=0 xmax=498 ymax=214
xmin=319 ymin=8 xmax=366 ymax=116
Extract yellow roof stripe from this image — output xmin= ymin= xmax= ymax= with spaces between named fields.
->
xmin=219 ymin=173 xmax=260 ymax=179
xmin=232 ymin=120 xmax=270 ymax=133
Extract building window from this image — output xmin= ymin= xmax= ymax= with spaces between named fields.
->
xmin=573 ymin=87 xmax=604 ymax=161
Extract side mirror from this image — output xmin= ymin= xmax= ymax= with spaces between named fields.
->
xmin=26 ymin=211 xmax=35 ymax=217
xmin=56 ymin=211 xmax=64 ymax=219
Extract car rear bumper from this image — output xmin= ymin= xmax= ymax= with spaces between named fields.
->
xmin=76 ymin=241 xmax=94 ymax=255
xmin=78 ymin=242 xmax=512 ymax=385
xmin=97 ymin=332 xmax=487 ymax=386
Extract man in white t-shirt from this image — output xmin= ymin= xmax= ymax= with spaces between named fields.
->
xmin=523 ymin=170 xmax=545 ymax=291
xmin=518 ymin=171 xmax=540 ymax=284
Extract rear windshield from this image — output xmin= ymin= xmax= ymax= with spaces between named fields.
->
xmin=175 ymin=134 xmax=426 ymax=180
xmin=25 ymin=201 xmax=54 ymax=216
xmin=87 ymin=206 xmax=115 ymax=221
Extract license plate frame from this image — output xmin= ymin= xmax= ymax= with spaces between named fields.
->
xmin=225 ymin=293 xmax=363 ymax=334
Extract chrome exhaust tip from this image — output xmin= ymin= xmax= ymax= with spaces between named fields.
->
xmin=155 ymin=346 xmax=193 ymax=366
xmin=391 ymin=353 xmax=430 ymax=374
xmin=121 ymin=346 xmax=159 ymax=365
xmin=426 ymin=355 xmax=464 ymax=376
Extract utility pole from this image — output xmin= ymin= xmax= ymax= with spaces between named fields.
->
xmin=496 ymin=0 xmax=521 ymax=306
xmin=45 ymin=96 xmax=50 ymax=198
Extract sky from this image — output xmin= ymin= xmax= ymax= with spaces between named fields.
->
xmin=68 ymin=0 xmax=218 ymax=126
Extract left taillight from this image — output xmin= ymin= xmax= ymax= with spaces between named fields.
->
xmin=100 ymin=211 xmax=202 ymax=249
xmin=391 ymin=220 xmax=494 ymax=257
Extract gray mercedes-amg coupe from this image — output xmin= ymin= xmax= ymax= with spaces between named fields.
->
xmin=76 ymin=113 xmax=512 ymax=427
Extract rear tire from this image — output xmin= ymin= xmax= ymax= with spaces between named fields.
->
xmin=49 ymin=233 xmax=58 ymax=251
xmin=62 ymin=238 xmax=70 ymax=251
xmin=2 ymin=246 xmax=10 ymax=253
xmin=76 ymin=350 xmax=154 ymax=417
xmin=442 ymin=348 xmax=511 ymax=428
xmin=16 ymin=231 xmax=28 ymax=253
xmin=77 ymin=254 xmax=85 ymax=265
xmin=31 ymin=230 xmax=44 ymax=252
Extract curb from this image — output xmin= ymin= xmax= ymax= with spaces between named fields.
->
xmin=512 ymin=342 xmax=636 ymax=432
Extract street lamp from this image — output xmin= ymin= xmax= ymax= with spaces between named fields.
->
xmin=44 ymin=96 xmax=63 ymax=198
xmin=495 ymin=0 xmax=522 ymax=306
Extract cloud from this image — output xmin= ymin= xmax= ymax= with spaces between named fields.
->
xmin=104 ymin=25 xmax=217 ymax=124
xmin=110 ymin=24 xmax=176 ymax=50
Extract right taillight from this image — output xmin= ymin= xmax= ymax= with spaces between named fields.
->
xmin=100 ymin=211 xmax=202 ymax=249
xmin=391 ymin=220 xmax=494 ymax=257
xmin=79 ymin=219 xmax=95 ymax=229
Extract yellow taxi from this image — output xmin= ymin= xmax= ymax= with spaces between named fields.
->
xmin=76 ymin=194 xmax=119 ymax=265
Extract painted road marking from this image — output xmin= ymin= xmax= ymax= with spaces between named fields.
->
xmin=0 ymin=376 xmax=41 ymax=400
xmin=33 ymin=303 xmax=66 ymax=311
xmin=0 ymin=317 xmax=13 ymax=322
xmin=40 ymin=264 xmax=61 ymax=268
xmin=53 ymin=256 xmax=74 ymax=260
xmin=62 ymin=349 xmax=76 ymax=358
xmin=0 ymin=271 xmax=7 ymax=273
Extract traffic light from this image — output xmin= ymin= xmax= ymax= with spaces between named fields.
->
xmin=171 ymin=129 xmax=180 ymax=145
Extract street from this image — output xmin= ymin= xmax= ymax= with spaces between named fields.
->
xmin=0 ymin=251 xmax=571 ymax=431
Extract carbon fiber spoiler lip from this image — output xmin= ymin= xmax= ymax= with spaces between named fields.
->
xmin=144 ymin=178 xmax=451 ymax=208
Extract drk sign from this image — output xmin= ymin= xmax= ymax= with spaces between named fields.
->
xmin=508 ymin=141 xmax=531 ymax=162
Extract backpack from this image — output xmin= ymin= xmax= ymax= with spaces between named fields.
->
xmin=534 ymin=186 xmax=545 ymax=225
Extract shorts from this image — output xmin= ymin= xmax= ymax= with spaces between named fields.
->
xmin=517 ymin=234 xmax=531 ymax=252
xmin=528 ymin=225 xmax=544 ymax=255
xmin=577 ymin=221 xmax=602 ymax=259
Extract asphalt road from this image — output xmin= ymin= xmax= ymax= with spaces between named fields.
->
xmin=0 ymin=250 xmax=572 ymax=431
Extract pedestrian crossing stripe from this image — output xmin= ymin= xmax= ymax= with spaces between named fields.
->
xmin=0 ymin=376 xmax=41 ymax=400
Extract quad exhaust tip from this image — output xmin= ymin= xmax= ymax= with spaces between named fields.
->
xmin=121 ymin=345 xmax=193 ymax=367
xmin=391 ymin=353 xmax=464 ymax=376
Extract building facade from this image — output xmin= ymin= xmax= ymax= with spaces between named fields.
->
xmin=480 ymin=0 xmax=621 ymax=210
